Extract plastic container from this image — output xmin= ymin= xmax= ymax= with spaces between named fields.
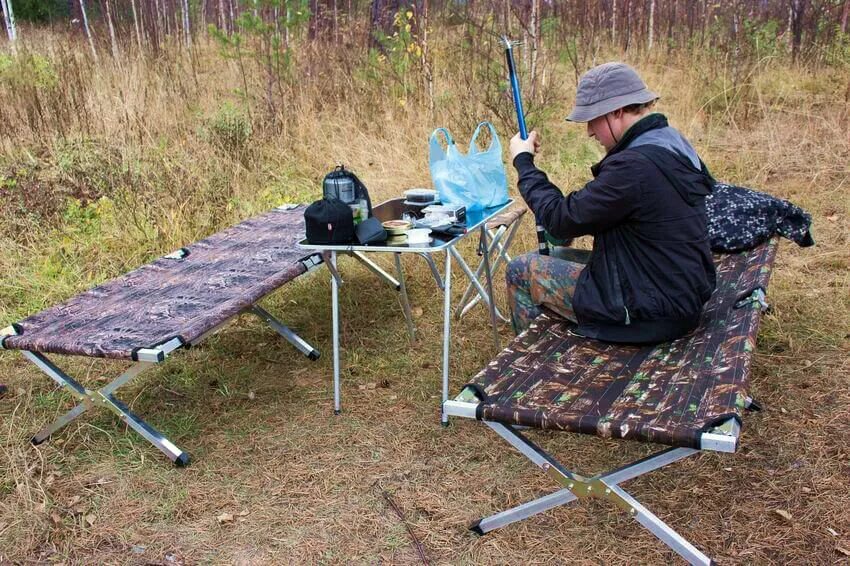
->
xmin=404 ymin=188 xmax=438 ymax=204
xmin=406 ymin=228 xmax=432 ymax=245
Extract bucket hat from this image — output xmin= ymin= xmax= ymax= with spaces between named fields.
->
xmin=566 ymin=62 xmax=659 ymax=123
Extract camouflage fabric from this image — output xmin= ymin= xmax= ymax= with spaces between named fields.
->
xmin=467 ymin=239 xmax=779 ymax=449
xmin=505 ymin=249 xmax=591 ymax=333
xmin=4 ymin=206 xmax=315 ymax=360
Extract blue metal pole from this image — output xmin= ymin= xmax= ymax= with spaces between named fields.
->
xmin=503 ymin=37 xmax=548 ymax=256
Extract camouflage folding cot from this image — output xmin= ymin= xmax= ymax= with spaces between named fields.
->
xmin=443 ymin=238 xmax=779 ymax=565
xmin=1 ymin=204 xmax=323 ymax=466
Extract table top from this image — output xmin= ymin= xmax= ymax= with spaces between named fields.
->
xmin=298 ymin=197 xmax=514 ymax=253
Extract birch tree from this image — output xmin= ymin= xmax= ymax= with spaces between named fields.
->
xmin=104 ymin=0 xmax=120 ymax=59
xmin=79 ymin=0 xmax=98 ymax=60
xmin=181 ymin=0 xmax=192 ymax=48
xmin=648 ymin=0 xmax=655 ymax=50
xmin=130 ymin=0 xmax=144 ymax=51
xmin=1 ymin=0 xmax=16 ymax=43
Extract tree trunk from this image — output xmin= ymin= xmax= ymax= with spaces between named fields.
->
xmin=218 ymin=0 xmax=226 ymax=32
xmin=130 ymin=0 xmax=144 ymax=51
xmin=611 ymin=0 xmax=617 ymax=42
xmin=79 ymin=0 xmax=98 ymax=60
xmin=648 ymin=0 xmax=655 ymax=50
xmin=421 ymin=0 xmax=433 ymax=118
xmin=841 ymin=0 xmax=849 ymax=34
xmin=790 ymin=0 xmax=807 ymax=63
xmin=333 ymin=0 xmax=339 ymax=44
xmin=529 ymin=0 xmax=540 ymax=100
xmin=1 ymin=0 xmax=16 ymax=43
xmin=182 ymin=0 xmax=192 ymax=47
xmin=154 ymin=0 xmax=164 ymax=45
xmin=104 ymin=0 xmax=120 ymax=59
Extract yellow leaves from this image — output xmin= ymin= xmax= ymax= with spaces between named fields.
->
xmin=406 ymin=10 xmax=413 ymax=19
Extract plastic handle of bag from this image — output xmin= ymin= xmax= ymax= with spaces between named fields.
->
xmin=469 ymin=122 xmax=500 ymax=154
xmin=429 ymin=128 xmax=455 ymax=160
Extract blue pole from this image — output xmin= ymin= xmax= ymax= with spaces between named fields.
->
xmin=503 ymin=37 xmax=548 ymax=256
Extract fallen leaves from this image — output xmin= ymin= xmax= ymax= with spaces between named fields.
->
xmin=216 ymin=509 xmax=250 ymax=525
xmin=774 ymin=509 xmax=793 ymax=521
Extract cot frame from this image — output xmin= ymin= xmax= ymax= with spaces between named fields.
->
xmin=1 ymin=254 xmax=325 ymax=467
xmin=444 ymin=388 xmax=756 ymax=566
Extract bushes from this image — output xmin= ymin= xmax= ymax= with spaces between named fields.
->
xmin=206 ymin=102 xmax=253 ymax=155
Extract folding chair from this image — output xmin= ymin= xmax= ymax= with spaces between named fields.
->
xmin=444 ymin=239 xmax=779 ymax=565
xmin=1 ymin=204 xmax=323 ymax=466
xmin=455 ymin=206 xmax=527 ymax=322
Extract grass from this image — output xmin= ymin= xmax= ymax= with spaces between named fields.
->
xmin=1 ymin=27 xmax=849 ymax=564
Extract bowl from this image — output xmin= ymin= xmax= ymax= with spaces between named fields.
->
xmin=382 ymin=219 xmax=412 ymax=236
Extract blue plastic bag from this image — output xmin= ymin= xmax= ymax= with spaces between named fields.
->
xmin=428 ymin=122 xmax=510 ymax=211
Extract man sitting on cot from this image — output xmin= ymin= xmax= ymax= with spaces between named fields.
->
xmin=507 ymin=62 xmax=716 ymax=344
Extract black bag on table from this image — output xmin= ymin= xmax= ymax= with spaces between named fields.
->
xmin=305 ymin=197 xmax=355 ymax=244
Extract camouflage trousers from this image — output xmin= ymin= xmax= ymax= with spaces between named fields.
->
xmin=505 ymin=247 xmax=591 ymax=334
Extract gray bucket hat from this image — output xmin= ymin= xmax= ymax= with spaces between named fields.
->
xmin=566 ymin=62 xmax=659 ymax=123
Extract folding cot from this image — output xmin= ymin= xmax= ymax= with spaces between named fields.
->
xmin=443 ymin=238 xmax=779 ymax=565
xmin=1 ymin=204 xmax=323 ymax=466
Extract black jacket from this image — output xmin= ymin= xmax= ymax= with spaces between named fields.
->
xmin=514 ymin=113 xmax=716 ymax=343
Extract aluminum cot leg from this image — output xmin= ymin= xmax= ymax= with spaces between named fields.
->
xmin=22 ymin=351 xmax=190 ymax=466
xmin=473 ymin=421 xmax=713 ymax=565
xmin=249 ymin=304 xmax=320 ymax=360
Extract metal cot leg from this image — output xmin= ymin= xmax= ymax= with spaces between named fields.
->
xmin=22 ymin=351 xmax=189 ymax=466
xmin=473 ymin=421 xmax=714 ymax=565
xmin=249 ymin=304 xmax=320 ymax=360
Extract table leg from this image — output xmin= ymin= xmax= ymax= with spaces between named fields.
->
xmin=441 ymin=249 xmax=452 ymax=427
xmin=480 ymin=225 xmax=501 ymax=352
xmin=393 ymin=252 xmax=417 ymax=342
xmin=331 ymin=251 xmax=341 ymax=415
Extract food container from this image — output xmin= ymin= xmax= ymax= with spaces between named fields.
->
xmin=382 ymin=219 xmax=412 ymax=236
xmin=403 ymin=188 xmax=438 ymax=205
xmin=406 ymin=228 xmax=432 ymax=245
xmin=324 ymin=172 xmax=356 ymax=204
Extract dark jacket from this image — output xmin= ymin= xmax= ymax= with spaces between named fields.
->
xmin=514 ymin=113 xmax=716 ymax=343
xmin=707 ymin=182 xmax=814 ymax=252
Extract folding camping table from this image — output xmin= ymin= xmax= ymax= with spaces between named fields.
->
xmin=1 ymin=204 xmax=324 ymax=466
xmin=443 ymin=239 xmax=779 ymax=565
xmin=299 ymin=197 xmax=515 ymax=424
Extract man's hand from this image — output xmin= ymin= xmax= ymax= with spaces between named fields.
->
xmin=510 ymin=130 xmax=541 ymax=161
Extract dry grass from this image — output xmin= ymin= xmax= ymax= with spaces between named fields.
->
xmin=1 ymin=30 xmax=849 ymax=564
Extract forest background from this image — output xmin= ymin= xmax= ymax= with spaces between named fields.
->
xmin=0 ymin=0 xmax=848 ymax=563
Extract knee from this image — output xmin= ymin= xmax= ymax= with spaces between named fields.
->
xmin=506 ymin=254 xmax=536 ymax=289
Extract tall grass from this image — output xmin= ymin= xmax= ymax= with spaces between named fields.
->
xmin=0 ymin=25 xmax=847 ymax=322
